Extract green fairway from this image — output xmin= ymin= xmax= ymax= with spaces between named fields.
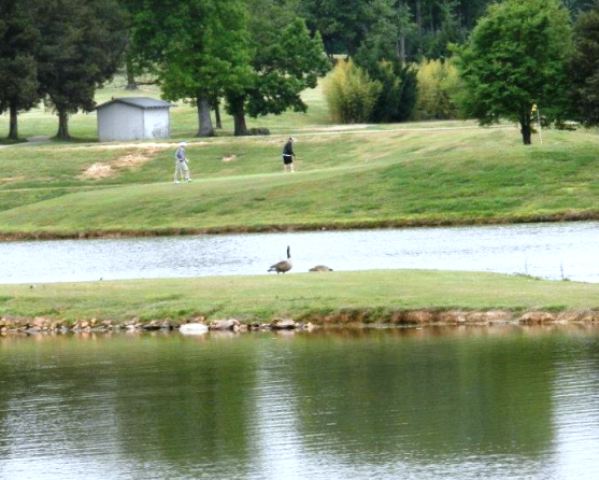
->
xmin=0 ymin=270 xmax=597 ymax=323
xmin=0 ymin=76 xmax=598 ymax=238
xmin=0 ymin=125 xmax=598 ymax=237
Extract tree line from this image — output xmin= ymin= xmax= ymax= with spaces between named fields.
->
xmin=1 ymin=0 xmax=599 ymax=143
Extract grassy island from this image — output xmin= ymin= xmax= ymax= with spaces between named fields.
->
xmin=0 ymin=270 xmax=598 ymax=325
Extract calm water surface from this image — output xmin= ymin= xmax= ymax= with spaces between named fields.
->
xmin=1 ymin=328 xmax=598 ymax=480
xmin=0 ymin=221 xmax=598 ymax=284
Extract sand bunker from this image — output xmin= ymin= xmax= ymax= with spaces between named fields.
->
xmin=80 ymin=148 xmax=159 ymax=180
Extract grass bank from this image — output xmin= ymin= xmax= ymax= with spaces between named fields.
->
xmin=0 ymin=125 xmax=598 ymax=238
xmin=0 ymin=270 xmax=598 ymax=325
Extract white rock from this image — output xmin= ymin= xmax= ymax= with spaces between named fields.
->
xmin=179 ymin=323 xmax=209 ymax=335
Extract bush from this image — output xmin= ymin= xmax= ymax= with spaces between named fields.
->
xmin=414 ymin=59 xmax=461 ymax=120
xmin=369 ymin=60 xmax=417 ymax=122
xmin=323 ymin=59 xmax=382 ymax=123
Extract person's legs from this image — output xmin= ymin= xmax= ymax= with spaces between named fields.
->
xmin=183 ymin=162 xmax=191 ymax=182
xmin=174 ymin=163 xmax=184 ymax=183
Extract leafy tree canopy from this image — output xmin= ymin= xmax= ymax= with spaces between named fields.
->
xmin=569 ymin=0 xmax=599 ymax=125
xmin=454 ymin=0 xmax=573 ymax=144
xmin=0 ymin=0 xmax=40 ymax=139
xmin=37 ymin=0 xmax=127 ymax=139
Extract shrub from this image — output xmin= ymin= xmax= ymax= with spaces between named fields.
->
xmin=369 ymin=60 xmax=417 ymax=122
xmin=414 ymin=59 xmax=461 ymax=120
xmin=323 ymin=59 xmax=382 ymax=123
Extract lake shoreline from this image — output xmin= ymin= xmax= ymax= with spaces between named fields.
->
xmin=0 ymin=210 xmax=597 ymax=242
xmin=2 ymin=308 xmax=599 ymax=336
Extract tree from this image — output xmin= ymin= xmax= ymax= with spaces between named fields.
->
xmin=454 ymin=0 xmax=573 ymax=145
xmin=0 ymin=0 xmax=40 ymax=140
xmin=225 ymin=1 xmax=329 ymax=136
xmin=299 ymin=0 xmax=370 ymax=55
xmin=131 ymin=0 xmax=252 ymax=137
xmin=569 ymin=1 xmax=599 ymax=126
xmin=37 ymin=0 xmax=127 ymax=140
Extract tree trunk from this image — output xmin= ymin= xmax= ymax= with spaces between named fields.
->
xmin=125 ymin=54 xmax=137 ymax=90
xmin=196 ymin=96 xmax=215 ymax=137
xmin=229 ymin=95 xmax=248 ymax=136
xmin=8 ymin=101 xmax=18 ymax=140
xmin=520 ymin=114 xmax=532 ymax=145
xmin=56 ymin=109 xmax=70 ymax=140
xmin=398 ymin=35 xmax=406 ymax=66
xmin=214 ymin=99 xmax=222 ymax=129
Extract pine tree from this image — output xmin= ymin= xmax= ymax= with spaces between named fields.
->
xmin=570 ymin=1 xmax=599 ymax=126
xmin=0 ymin=0 xmax=40 ymax=140
xmin=36 ymin=0 xmax=127 ymax=139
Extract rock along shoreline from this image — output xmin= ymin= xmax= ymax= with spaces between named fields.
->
xmin=1 ymin=309 xmax=598 ymax=336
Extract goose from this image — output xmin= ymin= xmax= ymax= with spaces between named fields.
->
xmin=309 ymin=265 xmax=333 ymax=272
xmin=268 ymin=246 xmax=292 ymax=274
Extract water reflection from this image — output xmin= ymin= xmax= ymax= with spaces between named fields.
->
xmin=0 ymin=328 xmax=598 ymax=479
xmin=0 ymin=221 xmax=597 ymax=284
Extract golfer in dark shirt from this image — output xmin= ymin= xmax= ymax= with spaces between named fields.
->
xmin=282 ymin=137 xmax=295 ymax=172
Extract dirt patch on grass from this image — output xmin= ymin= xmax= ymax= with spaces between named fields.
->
xmin=79 ymin=148 xmax=159 ymax=180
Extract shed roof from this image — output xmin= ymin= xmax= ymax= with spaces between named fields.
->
xmin=96 ymin=97 xmax=172 ymax=110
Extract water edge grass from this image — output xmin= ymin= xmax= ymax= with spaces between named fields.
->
xmin=0 ymin=270 xmax=598 ymax=325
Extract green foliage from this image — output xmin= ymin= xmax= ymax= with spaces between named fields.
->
xmin=367 ymin=60 xmax=418 ymax=122
xmin=130 ymin=0 xmax=253 ymax=136
xmin=223 ymin=1 xmax=329 ymax=135
xmin=414 ymin=58 xmax=460 ymax=120
xmin=37 ymin=0 xmax=128 ymax=139
xmin=299 ymin=0 xmax=372 ymax=55
xmin=168 ymin=1 xmax=251 ymax=100
xmin=352 ymin=0 xmax=399 ymax=66
xmin=569 ymin=1 xmax=599 ymax=126
xmin=0 ymin=0 xmax=40 ymax=139
xmin=454 ymin=0 xmax=574 ymax=144
xmin=245 ymin=17 xmax=330 ymax=117
xmin=323 ymin=60 xmax=382 ymax=123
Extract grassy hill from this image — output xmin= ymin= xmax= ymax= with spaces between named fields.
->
xmin=0 ymin=77 xmax=598 ymax=238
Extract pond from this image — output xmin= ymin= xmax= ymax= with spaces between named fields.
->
xmin=0 ymin=221 xmax=598 ymax=284
xmin=1 ymin=327 xmax=598 ymax=480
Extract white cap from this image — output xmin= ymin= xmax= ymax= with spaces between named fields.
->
xmin=179 ymin=141 xmax=187 ymax=147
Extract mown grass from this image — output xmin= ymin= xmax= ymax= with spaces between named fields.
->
xmin=1 ymin=270 xmax=598 ymax=322
xmin=0 ymin=126 xmax=597 ymax=236
xmin=0 ymin=75 xmax=598 ymax=237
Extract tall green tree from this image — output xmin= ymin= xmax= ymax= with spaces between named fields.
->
xmin=0 ymin=0 xmax=40 ymax=140
xmin=131 ymin=0 xmax=252 ymax=137
xmin=299 ymin=0 xmax=373 ymax=55
xmin=454 ymin=0 xmax=573 ymax=145
xmin=570 ymin=1 xmax=599 ymax=126
xmin=226 ymin=0 xmax=329 ymax=136
xmin=37 ymin=0 xmax=127 ymax=139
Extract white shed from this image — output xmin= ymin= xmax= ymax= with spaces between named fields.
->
xmin=96 ymin=97 xmax=172 ymax=142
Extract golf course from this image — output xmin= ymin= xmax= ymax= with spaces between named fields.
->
xmin=0 ymin=78 xmax=598 ymax=326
